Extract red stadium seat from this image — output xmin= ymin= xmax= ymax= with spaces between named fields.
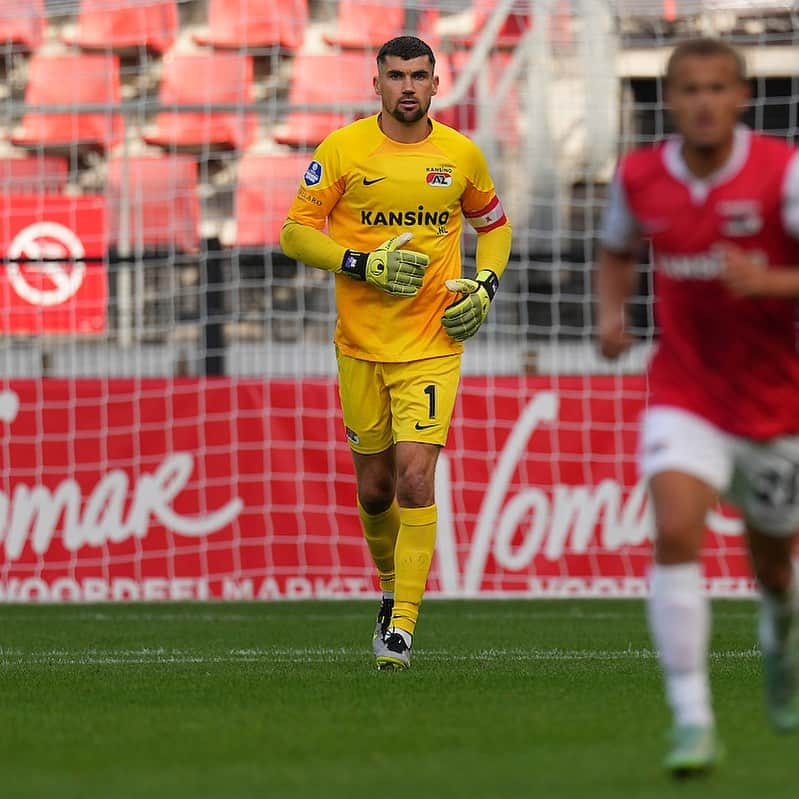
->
xmin=63 ymin=0 xmax=178 ymax=53
xmin=195 ymin=0 xmax=307 ymax=51
xmin=324 ymin=2 xmax=440 ymax=49
xmin=106 ymin=154 xmax=200 ymax=252
xmin=143 ymin=52 xmax=257 ymax=150
xmin=0 ymin=156 xmax=68 ymax=193
xmin=11 ymin=53 xmax=123 ymax=150
xmin=324 ymin=1 xmax=404 ymax=49
xmin=416 ymin=7 xmax=441 ymax=49
xmin=274 ymin=53 xmax=376 ymax=147
xmin=234 ymin=152 xmax=308 ymax=247
xmin=457 ymin=1 xmax=531 ymax=49
xmin=0 ymin=0 xmax=45 ymax=50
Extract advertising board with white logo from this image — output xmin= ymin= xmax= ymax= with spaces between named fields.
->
xmin=0 ymin=195 xmax=106 ymax=334
xmin=0 ymin=377 xmax=753 ymax=600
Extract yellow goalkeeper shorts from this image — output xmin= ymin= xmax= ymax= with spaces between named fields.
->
xmin=335 ymin=350 xmax=461 ymax=454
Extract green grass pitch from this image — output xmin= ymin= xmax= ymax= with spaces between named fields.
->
xmin=0 ymin=599 xmax=794 ymax=798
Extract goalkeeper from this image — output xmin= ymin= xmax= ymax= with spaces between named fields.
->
xmin=281 ymin=35 xmax=512 ymax=670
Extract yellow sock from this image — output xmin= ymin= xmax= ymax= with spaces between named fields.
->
xmin=391 ymin=504 xmax=437 ymax=636
xmin=358 ymin=500 xmax=400 ymax=594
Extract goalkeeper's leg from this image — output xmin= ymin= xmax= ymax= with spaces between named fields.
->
xmin=337 ymin=351 xmax=401 ymax=655
xmin=373 ymin=355 xmax=459 ymax=670
xmin=376 ymin=441 xmax=439 ymax=671
xmin=352 ymin=448 xmax=401 ymax=653
xmin=354 ymin=448 xmax=400 ymax=593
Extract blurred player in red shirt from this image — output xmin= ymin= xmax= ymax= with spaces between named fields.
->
xmin=598 ymin=38 xmax=799 ymax=775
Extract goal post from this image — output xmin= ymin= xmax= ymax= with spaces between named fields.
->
xmin=2 ymin=0 xmax=792 ymax=600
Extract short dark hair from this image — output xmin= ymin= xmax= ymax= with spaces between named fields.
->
xmin=377 ymin=36 xmax=435 ymax=69
xmin=665 ymin=38 xmax=746 ymax=84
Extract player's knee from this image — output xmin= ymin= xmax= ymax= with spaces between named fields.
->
xmin=396 ymin=467 xmax=434 ymax=508
xmin=357 ymin=477 xmax=396 ymax=515
xmin=654 ymin=516 xmax=703 ymax=562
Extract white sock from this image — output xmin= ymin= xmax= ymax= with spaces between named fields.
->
xmin=648 ymin=562 xmax=714 ymax=727
xmin=382 ymin=591 xmax=395 ymax=601
xmin=759 ymin=568 xmax=798 ymax=654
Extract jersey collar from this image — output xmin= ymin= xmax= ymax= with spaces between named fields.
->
xmin=662 ymin=124 xmax=751 ymax=204
xmin=375 ymin=112 xmax=435 ymax=144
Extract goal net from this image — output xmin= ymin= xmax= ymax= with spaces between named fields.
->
xmin=1 ymin=0 xmax=791 ymax=600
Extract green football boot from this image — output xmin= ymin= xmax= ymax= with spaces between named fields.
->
xmin=763 ymin=647 xmax=799 ymax=733
xmin=664 ymin=724 xmax=723 ymax=778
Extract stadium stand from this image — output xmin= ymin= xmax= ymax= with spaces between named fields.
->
xmin=447 ymin=50 xmax=519 ymax=145
xmin=232 ymin=151 xmax=308 ymax=247
xmin=194 ymin=0 xmax=308 ymax=51
xmin=0 ymin=0 xmax=45 ymax=51
xmin=11 ymin=53 xmax=124 ymax=150
xmin=273 ymin=52 xmax=376 ymax=146
xmin=453 ymin=0 xmax=532 ymax=48
xmin=63 ymin=0 xmax=178 ymax=53
xmin=0 ymin=155 xmax=68 ymax=193
xmin=229 ymin=149 xmax=322 ymax=342
xmin=106 ymin=153 xmax=200 ymax=252
xmin=324 ymin=1 xmax=406 ymax=49
xmin=324 ymin=2 xmax=440 ymax=50
xmin=143 ymin=52 xmax=257 ymax=150
xmin=428 ymin=52 xmax=459 ymax=128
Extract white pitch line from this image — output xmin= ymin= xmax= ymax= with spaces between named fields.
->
xmin=0 ymin=646 xmax=761 ymax=666
xmin=0 ymin=609 xmax=757 ymax=624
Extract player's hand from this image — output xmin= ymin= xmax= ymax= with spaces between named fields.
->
xmin=717 ymin=242 xmax=769 ymax=297
xmin=597 ymin=313 xmax=634 ymax=359
xmin=441 ymin=270 xmax=499 ymax=341
xmin=340 ymin=233 xmax=429 ymax=297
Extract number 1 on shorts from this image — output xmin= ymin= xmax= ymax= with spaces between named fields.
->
xmin=424 ymin=384 xmax=436 ymax=419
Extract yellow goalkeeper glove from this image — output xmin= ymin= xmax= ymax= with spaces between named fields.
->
xmin=340 ymin=233 xmax=429 ymax=297
xmin=442 ymin=269 xmax=499 ymax=341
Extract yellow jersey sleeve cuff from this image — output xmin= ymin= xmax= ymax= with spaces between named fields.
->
xmin=279 ymin=219 xmax=348 ymax=273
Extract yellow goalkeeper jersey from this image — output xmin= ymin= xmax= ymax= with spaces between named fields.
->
xmin=284 ymin=114 xmax=508 ymax=362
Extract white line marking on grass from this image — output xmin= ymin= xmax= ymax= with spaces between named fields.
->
xmin=0 ymin=609 xmax=756 ymax=625
xmin=0 ymin=602 xmax=758 ymax=626
xmin=0 ymin=646 xmax=761 ymax=666
xmin=0 ymin=612 xmax=277 ymax=623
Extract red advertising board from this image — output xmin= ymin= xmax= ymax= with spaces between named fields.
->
xmin=0 ymin=194 xmax=106 ymax=334
xmin=0 ymin=377 xmax=753 ymax=600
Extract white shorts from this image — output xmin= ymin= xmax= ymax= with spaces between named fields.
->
xmin=639 ymin=406 xmax=799 ymax=537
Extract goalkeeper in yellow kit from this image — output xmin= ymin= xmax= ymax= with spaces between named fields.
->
xmin=281 ymin=36 xmax=512 ymax=669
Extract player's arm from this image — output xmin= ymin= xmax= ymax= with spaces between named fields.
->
xmin=720 ymin=151 xmax=799 ymax=298
xmin=474 ymin=213 xmax=513 ymax=281
xmin=281 ymin=222 xmax=428 ymax=297
xmin=596 ymin=170 xmax=640 ymax=359
xmin=442 ymin=157 xmax=513 ymax=341
xmin=280 ymin=219 xmax=346 ymax=272
xmin=442 ymin=198 xmax=512 ymax=342
xmin=279 ymin=151 xmax=428 ymax=297
xmin=597 ymin=246 xmax=637 ymax=358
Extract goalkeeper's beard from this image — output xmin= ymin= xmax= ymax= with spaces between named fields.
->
xmin=388 ymin=98 xmax=430 ymax=125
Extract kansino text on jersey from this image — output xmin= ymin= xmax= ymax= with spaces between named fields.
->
xmin=360 ymin=208 xmax=450 ymax=227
